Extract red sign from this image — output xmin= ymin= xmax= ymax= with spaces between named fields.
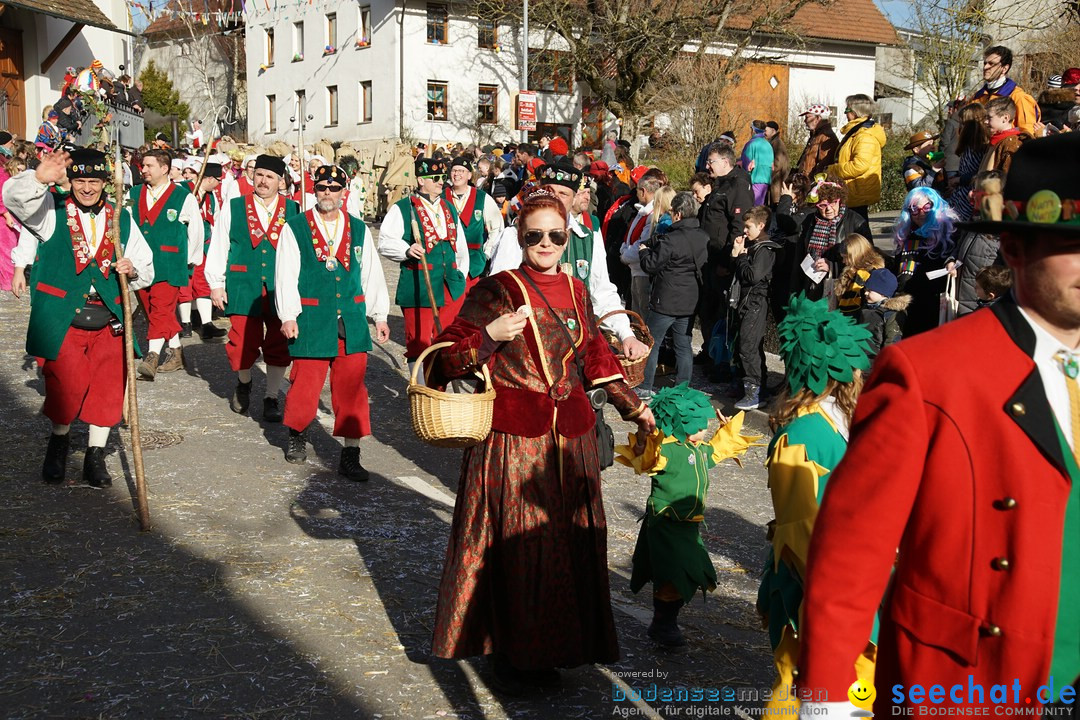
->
xmin=517 ymin=91 xmax=537 ymax=131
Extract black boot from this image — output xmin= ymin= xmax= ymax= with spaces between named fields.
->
xmin=201 ymin=323 xmax=228 ymax=342
xmin=42 ymin=433 xmax=70 ymax=484
xmin=262 ymin=397 xmax=282 ymax=422
xmin=82 ymin=446 xmax=112 ymax=488
xmin=338 ymin=446 xmax=370 ymax=481
xmin=180 ymin=322 xmax=193 ymax=338
xmin=230 ymin=380 xmax=252 ymax=414
xmin=285 ymin=427 xmax=308 ymax=464
xmin=647 ymin=598 xmax=687 ymax=648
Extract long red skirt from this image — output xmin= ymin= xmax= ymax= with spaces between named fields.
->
xmin=431 ymin=427 xmax=619 ymax=670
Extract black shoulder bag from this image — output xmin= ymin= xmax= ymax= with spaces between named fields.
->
xmin=519 ymin=272 xmax=616 ymax=469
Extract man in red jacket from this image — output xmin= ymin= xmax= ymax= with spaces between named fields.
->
xmin=797 ymin=133 xmax=1079 ymax=716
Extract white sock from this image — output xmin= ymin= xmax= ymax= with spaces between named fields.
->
xmin=148 ymin=338 xmax=165 ymax=354
xmin=88 ymin=425 xmax=110 ymax=447
xmin=265 ymin=364 xmax=287 ymax=398
xmin=343 ymin=437 xmax=360 ymax=448
xmin=237 ymin=368 xmax=252 ymax=383
xmin=178 ymin=302 xmax=192 ymax=323
xmin=168 ymin=334 xmax=181 ymax=349
xmin=195 ymin=298 xmax=213 ymax=325
xmin=52 ymin=423 xmax=71 ymax=436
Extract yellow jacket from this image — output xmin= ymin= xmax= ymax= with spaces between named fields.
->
xmin=827 ymin=118 xmax=887 ymax=208
xmin=972 ymin=79 xmax=1040 ymax=136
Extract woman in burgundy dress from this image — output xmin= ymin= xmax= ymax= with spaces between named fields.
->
xmin=429 ymin=189 xmax=656 ymax=692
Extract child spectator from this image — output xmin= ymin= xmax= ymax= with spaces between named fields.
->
xmin=834 ymin=233 xmax=885 ymax=316
xmin=616 ymin=385 xmax=760 ymax=648
xmin=730 ymin=205 xmax=782 ymax=410
xmin=975 ymin=265 xmax=1012 ymax=308
xmin=902 ymin=130 xmax=943 ymax=190
xmin=638 ymin=192 xmax=709 ymax=396
xmin=980 ymin=97 xmax=1032 ymax=176
xmin=858 ymin=268 xmax=911 ymax=361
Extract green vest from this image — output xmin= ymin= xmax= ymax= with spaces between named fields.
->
xmin=562 ymin=216 xmax=597 ymax=284
xmin=285 ymin=212 xmax=372 ymax=358
xmin=27 ymin=207 xmax=132 ymax=360
xmin=1050 ymin=423 xmax=1080 ymax=685
xmin=128 ymin=183 xmax=192 ymax=288
xmin=223 ymin=196 xmax=300 ymax=316
xmin=392 ymin=196 xmax=467 ymax=308
xmin=447 ymin=188 xmax=488 ymax=278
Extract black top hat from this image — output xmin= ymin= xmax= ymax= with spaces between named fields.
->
xmin=959 ymin=133 xmax=1080 ymax=237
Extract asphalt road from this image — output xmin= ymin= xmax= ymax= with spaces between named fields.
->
xmin=0 ymin=231 xmax=787 ymax=719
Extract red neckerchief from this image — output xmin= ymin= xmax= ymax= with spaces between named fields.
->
xmin=444 ymin=186 xmax=477 ymax=227
xmin=410 ymin=195 xmax=457 ymax=252
xmin=305 ymin=209 xmax=352 ymax=271
xmin=990 ymin=128 xmax=1024 ymax=146
xmin=245 ymin=194 xmax=287 ymax=249
xmin=138 ymin=182 xmax=176 ymax=226
xmin=580 ymin=212 xmax=594 ymax=231
xmin=624 ymin=211 xmax=648 ymax=248
xmin=200 ymin=192 xmax=216 ymax=225
xmin=66 ymin=197 xmax=115 ymax=278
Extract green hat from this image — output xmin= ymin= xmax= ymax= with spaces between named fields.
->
xmin=778 ymin=293 xmax=872 ymax=396
xmin=649 ymin=383 xmax=714 ymax=443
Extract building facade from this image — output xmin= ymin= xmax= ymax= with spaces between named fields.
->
xmin=0 ymin=0 xmax=132 ymax=141
xmin=242 ymin=0 xmax=898 ymax=149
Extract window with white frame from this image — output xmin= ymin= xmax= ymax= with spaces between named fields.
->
xmin=478 ymin=84 xmax=497 ymax=124
xmin=325 ymin=13 xmax=337 ymax=53
xmin=327 ymin=85 xmax=338 ymax=126
xmin=359 ymin=80 xmax=372 ymax=123
xmin=357 ymin=4 xmax=371 ymax=47
xmin=426 ymin=4 xmax=448 ymax=44
xmin=293 ymin=21 xmax=304 ymax=61
xmin=427 ymin=81 xmax=448 ymax=121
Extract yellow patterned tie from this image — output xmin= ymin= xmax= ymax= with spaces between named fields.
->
xmin=1054 ymin=350 xmax=1080 ymax=466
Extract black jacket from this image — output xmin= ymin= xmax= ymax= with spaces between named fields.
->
xmin=858 ymin=294 xmax=911 ymax=360
xmin=730 ymin=235 xmax=781 ymax=313
xmin=788 ymin=209 xmax=872 ymax=299
xmin=699 ymin=167 xmax=754 ymax=259
xmin=639 ymin=217 xmax=708 ymax=317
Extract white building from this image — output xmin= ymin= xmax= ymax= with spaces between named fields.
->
xmin=141 ymin=1 xmax=247 ymax=142
xmin=243 ymin=0 xmax=898 ymax=148
xmin=0 ymin=0 xmax=133 ymax=141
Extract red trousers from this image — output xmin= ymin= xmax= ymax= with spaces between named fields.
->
xmin=43 ymin=326 xmax=125 ymax=427
xmin=284 ymin=338 xmax=370 ymax=438
xmin=225 ymin=290 xmax=291 ymax=371
xmin=136 ymin=282 xmax=181 ymax=341
xmin=402 ymin=287 xmax=465 ymax=360
xmin=178 ymin=258 xmax=211 ymax=302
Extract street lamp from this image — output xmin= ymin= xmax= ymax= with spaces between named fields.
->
xmin=290 ymin=95 xmax=314 ymax=211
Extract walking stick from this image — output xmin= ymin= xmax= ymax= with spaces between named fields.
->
xmin=110 ymin=142 xmax=151 ymax=531
xmin=409 ymin=213 xmax=443 ymax=334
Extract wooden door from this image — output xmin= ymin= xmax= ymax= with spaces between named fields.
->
xmin=0 ymin=28 xmax=25 ymax=138
xmin=720 ymin=62 xmax=789 ymax=139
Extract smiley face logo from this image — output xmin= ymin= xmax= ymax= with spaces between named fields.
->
xmin=848 ymin=678 xmax=876 ymax=711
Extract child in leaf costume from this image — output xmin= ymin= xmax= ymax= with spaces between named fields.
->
xmin=758 ymin=293 xmax=876 ymax=711
xmin=616 ymin=383 xmax=762 ymax=647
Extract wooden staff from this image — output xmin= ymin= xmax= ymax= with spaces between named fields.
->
xmin=409 ymin=213 xmax=443 ymax=334
xmin=190 ymin=138 xmax=215 ymax=196
xmin=109 ymin=143 xmax=151 ymax=531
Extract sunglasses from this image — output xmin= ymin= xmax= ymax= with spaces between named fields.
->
xmin=314 ymin=183 xmax=344 ymax=192
xmin=522 ymin=229 xmax=569 ymax=246
xmin=910 ymin=202 xmax=933 ymax=214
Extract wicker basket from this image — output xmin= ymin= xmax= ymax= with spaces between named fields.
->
xmin=597 ymin=309 xmax=653 ymax=388
xmin=408 ymin=341 xmax=496 ymax=448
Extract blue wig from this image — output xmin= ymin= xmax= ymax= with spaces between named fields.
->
xmin=894 ymin=187 xmax=956 ymax=256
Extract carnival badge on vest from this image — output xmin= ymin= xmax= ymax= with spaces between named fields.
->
xmin=575 ymin=259 xmax=589 ymax=279
xmin=167 ymin=208 xmax=178 ymax=222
